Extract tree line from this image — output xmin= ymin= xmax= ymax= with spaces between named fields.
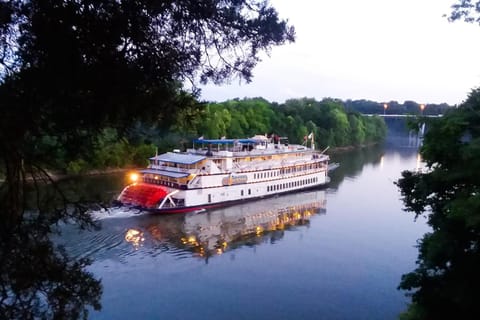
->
xmin=39 ymin=97 xmax=387 ymax=174
xmin=344 ymin=99 xmax=451 ymax=115
xmin=193 ymin=97 xmax=387 ymax=147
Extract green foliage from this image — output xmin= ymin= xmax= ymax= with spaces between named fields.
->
xmin=63 ymin=129 xmax=157 ymax=172
xmin=66 ymin=159 xmax=89 ymax=175
xmin=396 ymin=88 xmax=480 ymax=319
xmin=132 ymin=143 xmax=157 ymax=167
xmin=186 ymin=97 xmax=386 ymax=149
xmin=348 ymin=113 xmax=366 ymax=145
xmin=91 ymin=129 xmax=130 ymax=168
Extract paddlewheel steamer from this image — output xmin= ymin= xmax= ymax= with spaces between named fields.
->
xmin=117 ymin=135 xmax=331 ymax=213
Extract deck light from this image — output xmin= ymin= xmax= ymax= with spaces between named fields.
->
xmin=129 ymin=172 xmax=139 ymax=182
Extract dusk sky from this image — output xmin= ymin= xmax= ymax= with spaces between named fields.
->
xmin=200 ymin=0 xmax=480 ymax=105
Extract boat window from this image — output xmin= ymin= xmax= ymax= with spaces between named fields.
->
xmin=208 ymin=194 xmax=212 ymax=203
xmin=241 ymin=190 xmax=244 ymax=196
xmin=248 ymin=189 xmax=251 ymax=195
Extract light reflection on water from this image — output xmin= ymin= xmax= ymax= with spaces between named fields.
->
xmin=59 ymin=189 xmax=328 ymax=263
xmin=122 ymin=190 xmax=326 ymax=260
xmin=56 ymin=141 xmax=429 ymax=320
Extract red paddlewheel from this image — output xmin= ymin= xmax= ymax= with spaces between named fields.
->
xmin=118 ymin=183 xmax=168 ymax=208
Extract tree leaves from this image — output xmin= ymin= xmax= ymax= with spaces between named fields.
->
xmin=397 ymin=88 xmax=480 ymax=319
xmin=0 ymin=1 xmax=295 ymax=318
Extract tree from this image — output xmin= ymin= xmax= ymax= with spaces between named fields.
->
xmin=449 ymin=0 xmax=480 ymax=24
xmin=0 ymin=0 xmax=295 ymax=215
xmin=0 ymin=1 xmax=294 ymax=318
xmin=348 ymin=113 xmax=366 ymax=146
xmin=396 ymin=88 xmax=480 ymax=319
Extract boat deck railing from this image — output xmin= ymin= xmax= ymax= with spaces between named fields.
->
xmin=186 ymin=144 xmax=317 ymax=158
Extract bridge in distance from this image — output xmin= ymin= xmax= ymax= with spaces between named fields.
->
xmin=363 ymin=114 xmax=442 ymax=118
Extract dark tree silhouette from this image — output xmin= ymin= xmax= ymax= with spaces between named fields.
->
xmin=394 ymin=2 xmax=480 ymax=318
xmin=396 ymin=88 xmax=480 ymax=319
xmin=0 ymin=1 xmax=294 ymax=318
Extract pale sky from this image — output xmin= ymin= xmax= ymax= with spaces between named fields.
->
xmin=200 ymin=0 xmax=480 ymax=105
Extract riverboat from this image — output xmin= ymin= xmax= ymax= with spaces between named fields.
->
xmin=117 ymin=134 xmax=332 ymax=213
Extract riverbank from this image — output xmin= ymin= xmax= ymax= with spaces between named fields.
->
xmin=48 ymin=167 xmax=132 ymax=181
xmin=327 ymin=142 xmax=380 ymax=154
xmin=0 ymin=167 xmax=133 ymax=184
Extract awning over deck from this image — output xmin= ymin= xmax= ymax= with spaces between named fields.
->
xmin=150 ymin=152 xmax=205 ymax=165
xmin=193 ymin=138 xmax=263 ymax=145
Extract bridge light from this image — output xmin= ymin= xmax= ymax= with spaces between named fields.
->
xmin=383 ymin=103 xmax=388 ymax=115
xmin=420 ymin=104 xmax=425 ymax=115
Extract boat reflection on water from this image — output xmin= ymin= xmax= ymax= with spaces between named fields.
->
xmin=123 ymin=189 xmax=327 ymax=259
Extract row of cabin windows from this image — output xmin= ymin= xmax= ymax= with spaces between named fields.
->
xmin=266 ymin=177 xmax=318 ymax=192
xmin=254 ymin=171 xmax=279 ymax=179
xmin=143 ymin=177 xmax=188 ymax=190
xmin=253 ymin=163 xmax=323 ymax=180
xmin=150 ymin=160 xmax=196 ymax=170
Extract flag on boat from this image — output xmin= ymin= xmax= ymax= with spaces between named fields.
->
xmin=198 ymin=135 xmax=204 ymax=140
xmin=308 ymin=132 xmax=313 ymax=139
xmin=221 ymin=136 xmax=226 ymax=139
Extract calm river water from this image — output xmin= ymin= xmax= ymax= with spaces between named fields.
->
xmin=56 ymin=139 xmax=429 ymax=320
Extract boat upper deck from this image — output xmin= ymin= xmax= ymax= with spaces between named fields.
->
xmin=146 ymin=137 xmax=328 ymax=176
xmin=188 ymin=138 xmax=323 ymax=159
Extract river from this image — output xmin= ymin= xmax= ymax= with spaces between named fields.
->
xmin=55 ymin=138 xmax=429 ymax=320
